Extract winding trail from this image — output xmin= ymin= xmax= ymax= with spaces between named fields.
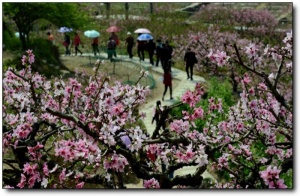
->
xmin=63 ymin=52 xmax=216 ymax=188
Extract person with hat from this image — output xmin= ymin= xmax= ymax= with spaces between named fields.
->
xmin=125 ymin=32 xmax=134 ymax=58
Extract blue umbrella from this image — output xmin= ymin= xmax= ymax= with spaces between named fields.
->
xmin=84 ymin=30 xmax=100 ymax=38
xmin=137 ymin=33 xmax=153 ymax=41
xmin=120 ymin=135 xmax=131 ymax=149
xmin=58 ymin=27 xmax=73 ymax=33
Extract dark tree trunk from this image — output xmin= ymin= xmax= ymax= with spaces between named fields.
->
xmin=105 ymin=3 xmax=110 ymax=19
xmin=230 ymin=68 xmax=238 ymax=93
xmin=20 ymin=32 xmax=27 ymax=50
xmin=150 ymin=3 xmax=154 ymax=14
xmin=125 ymin=3 xmax=129 ymax=20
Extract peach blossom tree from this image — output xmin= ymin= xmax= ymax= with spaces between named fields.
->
xmin=2 ymin=32 xmax=292 ymax=189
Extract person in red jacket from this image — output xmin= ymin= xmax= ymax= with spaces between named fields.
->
xmin=92 ymin=37 xmax=100 ymax=56
xmin=73 ymin=32 xmax=83 ymax=56
xmin=162 ymin=66 xmax=173 ymax=101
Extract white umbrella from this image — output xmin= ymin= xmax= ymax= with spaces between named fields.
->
xmin=134 ymin=28 xmax=151 ymax=34
xmin=58 ymin=27 xmax=73 ymax=33
xmin=84 ymin=30 xmax=100 ymax=38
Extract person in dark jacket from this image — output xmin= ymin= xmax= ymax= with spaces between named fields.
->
xmin=146 ymin=39 xmax=156 ymax=65
xmin=125 ymin=32 xmax=134 ymax=58
xmin=107 ymin=37 xmax=116 ymax=61
xmin=152 ymin=100 xmax=162 ymax=127
xmin=184 ymin=48 xmax=198 ymax=80
xmin=162 ymin=66 xmax=173 ymax=101
xmin=155 ymin=39 xmax=163 ymax=67
xmin=63 ymin=33 xmax=71 ymax=56
xmin=161 ymin=41 xmax=173 ymax=70
xmin=160 ymin=43 xmax=168 ymax=69
xmin=137 ymin=40 xmax=145 ymax=61
xmin=110 ymin=32 xmax=119 ymax=46
xmin=165 ymin=41 xmax=173 ymax=62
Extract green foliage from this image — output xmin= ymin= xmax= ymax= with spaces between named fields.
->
xmin=250 ymin=140 xmax=268 ymax=158
xmin=170 ymin=77 xmax=235 ymax=133
xmin=28 ymin=38 xmax=62 ymax=67
xmin=281 ymin=169 xmax=293 ymax=188
xmin=196 ymin=77 xmax=235 ymax=131
xmin=206 ymin=77 xmax=235 ymax=107
xmin=3 ymin=3 xmax=92 ymax=50
xmin=3 ymin=30 xmax=21 ymax=51
xmin=2 ymin=59 xmax=17 ymax=73
xmin=4 ymin=38 xmax=67 ymax=78
xmin=169 ymin=103 xmax=190 ymax=120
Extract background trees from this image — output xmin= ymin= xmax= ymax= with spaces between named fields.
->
xmin=3 ymin=3 xmax=90 ymax=50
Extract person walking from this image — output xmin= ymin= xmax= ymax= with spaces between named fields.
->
xmin=146 ymin=39 xmax=156 ymax=65
xmin=165 ymin=40 xmax=173 ymax=67
xmin=160 ymin=43 xmax=168 ymax=69
xmin=110 ymin=32 xmax=120 ymax=46
xmin=184 ymin=48 xmax=198 ymax=80
xmin=152 ymin=100 xmax=162 ymax=127
xmin=155 ymin=39 xmax=163 ymax=67
xmin=107 ymin=37 xmax=116 ymax=62
xmin=137 ymin=39 xmax=145 ymax=61
xmin=46 ymin=32 xmax=54 ymax=44
xmin=63 ymin=33 xmax=71 ymax=56
xmin=92 ymin=37 xmax=100 ymax=56
xmin=125 ymin=32 xmax=134 ymax=58
xmin=73 ymin=32 xmax=83 ymax=56
xmin=162 ymin=66 xmax=173 ymax=101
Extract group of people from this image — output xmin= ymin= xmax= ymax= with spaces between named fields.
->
xmin=46 ymin=31 xmax=100 ymax=56
xmin=125 ymin=34 xmax=174 ymax=68
xmin=161 ymin=47 xmax=197 ymax=102
xmin=125 ymin=33 xmax=177 ymax=101
xmin=46 ymin=30 xmax=198 ymax=102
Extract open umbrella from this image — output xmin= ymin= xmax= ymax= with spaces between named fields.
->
xmin=15 ymin=32 xmax=27 ymax=38
xmin=137 ymin=33 xmax=153 ymax=41
xmin=134 ymin=28 xmax=151 ymax=34
xmin=58 ymin=27 xmax=73 ymax=33
xmin=106 ymin=25 xmax=121 ymax=33
xmin=84 ymin=30 xmax=100 ymax=38
xmin=120 ymin=135 xmax=131 ymax=149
